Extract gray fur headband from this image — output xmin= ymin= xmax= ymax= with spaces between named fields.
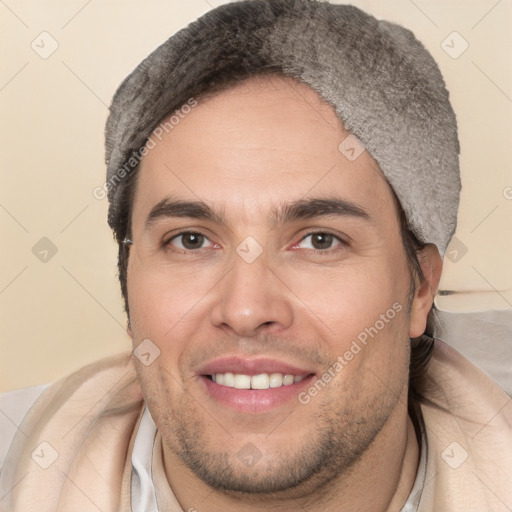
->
xmin=104 ymin=0 xmax=460 ymax=255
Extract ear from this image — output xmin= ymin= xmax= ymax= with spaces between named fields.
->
xmin=409 ymin=244 xmax=443 ymax=338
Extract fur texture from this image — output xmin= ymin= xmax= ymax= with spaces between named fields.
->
xmin=104 ymin=0 xmax=460 ymax=255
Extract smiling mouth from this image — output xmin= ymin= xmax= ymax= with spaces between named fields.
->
xmin=205 ymin=372 xmax=314 ymax=390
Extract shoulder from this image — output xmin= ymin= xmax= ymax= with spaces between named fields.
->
xmin=418 ymin=340 xmax=512 ymax=510
xmin=0 ymin=384 xmax=49 ymax=471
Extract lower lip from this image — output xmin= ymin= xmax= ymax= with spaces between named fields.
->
xmin=199 ymin=375 xmax=315 ymax=413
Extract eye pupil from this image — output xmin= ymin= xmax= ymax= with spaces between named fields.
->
xmin=312 ymin=233 xmax=333 ymax=250
xmin=182 ymin=233 xmax=204 ymax=249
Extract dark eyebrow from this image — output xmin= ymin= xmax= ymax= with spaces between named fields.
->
xmin=145 ymin=196 xmax=370 ymax=229
xmin=145 ymin=198 xmax=225 ymax=228
xmin=273 ymin=197 xmax=370 ymax=224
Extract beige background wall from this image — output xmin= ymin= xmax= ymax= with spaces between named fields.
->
xmin=1 ymin=0 xmax=511 ymax=392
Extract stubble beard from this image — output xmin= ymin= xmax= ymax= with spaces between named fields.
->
xmin=148 ymin=368 xmax=405 ymax=501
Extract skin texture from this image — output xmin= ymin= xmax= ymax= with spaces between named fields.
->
xmin=126 ymin=75 xmax=442 ymax=511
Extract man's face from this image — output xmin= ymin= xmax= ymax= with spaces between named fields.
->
xmin=127 ymin=75 xmax=417 ymax=494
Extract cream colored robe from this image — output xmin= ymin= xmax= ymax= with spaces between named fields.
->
xmin=0 ymin=340 xmax=510 ymax=511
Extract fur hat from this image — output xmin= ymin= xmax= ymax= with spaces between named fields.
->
xmin=104 ymin=0 xmax=460 ymax=255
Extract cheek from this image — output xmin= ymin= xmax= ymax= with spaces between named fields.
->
xmin=126 ymin=258 xmax=217 ymax=346
xmin=285 ymin=260 xmax=408 ymax=336
xmin=283 ymin=256 xmax=412 ymax=386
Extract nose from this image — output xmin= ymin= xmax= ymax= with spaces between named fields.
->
xmin=210 ymin=250 xmax=294 ymax=337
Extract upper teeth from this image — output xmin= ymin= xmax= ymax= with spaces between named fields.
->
xmin=212 ymin=372 xmax=306 ymax=389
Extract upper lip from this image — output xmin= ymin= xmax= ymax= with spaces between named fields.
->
xmin=197 ymin=356 xmax=316 ymax=377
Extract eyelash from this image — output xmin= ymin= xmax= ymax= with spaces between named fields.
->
xmin=163 ymin=230 xmax=347 ymax=254
xmin=163 ymin=231 xmax=218 ymax=253
xmin=292 ymin=231 xmax=347 ymax=254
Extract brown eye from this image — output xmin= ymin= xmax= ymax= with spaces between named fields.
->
xmin=311 ymin=233 xmax=334 ymax=250
xmin=182 ymin=233 xmax=204 ymax=249
xmin=167 ymin=232 xmax=209 ymax=250
xmin=296 ymin=232 xmax=344 ymax=251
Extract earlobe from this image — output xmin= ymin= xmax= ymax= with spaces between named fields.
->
xmin=409 ymin=244 xmax=443 ymax=338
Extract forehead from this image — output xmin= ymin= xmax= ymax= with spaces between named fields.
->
xmin=133 ymin=74 xmax=396 ymax=225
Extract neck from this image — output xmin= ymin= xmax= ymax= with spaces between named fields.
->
xmin=160 ymin=397 xmax=420 ymax=512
